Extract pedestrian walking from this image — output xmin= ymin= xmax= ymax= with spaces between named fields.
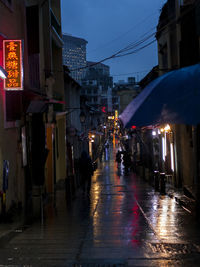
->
xmin=123 ymin=150 xmax=132 ymax=175
xmin=116 ymin=150 xmax=122 ymax=165
xmin=105 ymin=140 xmax=109 ymax=149
xmin=79 ymin=151 xmax=93 ymax=196
xmin=99 ymin=147 xmax=103 ymax=162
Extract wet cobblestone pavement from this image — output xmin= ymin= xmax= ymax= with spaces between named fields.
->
xmin=1 ymin=146 xmax=200 ymax=266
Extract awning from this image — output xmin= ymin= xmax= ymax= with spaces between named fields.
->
xmin=120 ymin=63 xmax=200 ymax=127
xmin=26 ymin=100 xmax=47 ymax=113
xmin=46 ymin=99 xmax=66 ymax=104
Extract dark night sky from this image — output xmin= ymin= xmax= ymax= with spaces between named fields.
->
xmin=61 ymin=0 xmax=166 ymax=82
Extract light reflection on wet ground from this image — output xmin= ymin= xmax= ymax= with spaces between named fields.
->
xmin=1 ymin=143 xmax=200 ymax=265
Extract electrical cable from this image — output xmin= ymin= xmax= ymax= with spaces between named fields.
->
xmin=89 ymin=12 xmax=158 ymax=53
xmin=70 ymin=31 xmax=156 ymax=71
xmin=70 ymin=35 xmax=156 ymax=71
xmin=65 ymin=1 xmax=200 ymax=73
xmin=112 ymin=70 xmax=149 ymax=77
xmin=114 ymin=27 xmax=155 ymax=54
xmin=114 ymin=39 xmax=156 ymax=58
xmin=69 ymin=27 xmax=158 ymax=71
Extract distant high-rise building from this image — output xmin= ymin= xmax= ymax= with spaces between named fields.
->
xmin=62 ymin=34 xmax=87 ymax=83
xmin=113 ymin=77 xmax=141 ymax=114
xmin=80 ymin=62 xmax=113 ymax=128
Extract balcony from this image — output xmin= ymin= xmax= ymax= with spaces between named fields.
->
xmin=51 ymin=9 xmax=63 ymax=48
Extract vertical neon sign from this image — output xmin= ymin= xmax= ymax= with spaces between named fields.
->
xmin=115 ymin=110 xmax=118 ymax=120
xmin=3 ymin=40 xmax=23 ymax=90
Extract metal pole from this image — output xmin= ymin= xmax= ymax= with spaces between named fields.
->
xmin=154 ymin=171 xmax=160 ymax=191
xmin=160 ymin=172 xmax=166 ymax=195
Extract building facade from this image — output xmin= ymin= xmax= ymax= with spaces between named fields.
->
xmin=114 ymin=77 xmax=141 ymax=115
xmin=0 ymin=0 xmax=28 ymax=218
xmin=155 ymin=0 xmax=200 ymax=193
xmin=26 ymin=0 xmax=66 ymax=219
xmin=0 ymin=0 xmax=67 ymax=221
xmin=63 ymin=65 xmax=82 ymax=198
xmin=81 ymin=61 xmax=113 ymax=128
xmin=62 ymin=34 xmax=87 ymax=83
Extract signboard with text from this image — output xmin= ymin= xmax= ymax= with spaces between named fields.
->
xmin=3 ymin=40 xmax=23 ymax=90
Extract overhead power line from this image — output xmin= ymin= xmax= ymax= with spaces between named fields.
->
xmin=114 ymin=39 xmax=156 ymax=58
xmin=89 ymin=12 xmax=157 ymax=53
xmin=112 ymin=70 xmax=149 ymax=77
xmin=71 ymin=32 xmax=155 ymax=71
xmin=70 ymin=1 xmax=200 ymax=72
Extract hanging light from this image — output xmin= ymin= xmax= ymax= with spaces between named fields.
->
xmin=79 ymin=111 xmax=86 ymax=123
xmin=164 ymin=124 xmax=171 ymax=132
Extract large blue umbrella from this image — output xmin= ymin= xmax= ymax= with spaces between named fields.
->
xmin=120 ymin=63 xmax=200 ymax=127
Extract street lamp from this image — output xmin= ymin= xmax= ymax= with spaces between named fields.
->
xmin=0 ymin=66 xmax=8 ymax=79
xmin=79 ymin=111 xmax=86 ymax=124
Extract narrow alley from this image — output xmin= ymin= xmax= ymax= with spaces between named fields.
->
xmin=0 ymin=143 xmax=200 ymax=266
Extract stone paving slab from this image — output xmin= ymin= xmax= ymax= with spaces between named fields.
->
xmin=1 ymin=148 xmax=200 ymax=266
xmin=127 ymin=257 xmax=200 ymax=266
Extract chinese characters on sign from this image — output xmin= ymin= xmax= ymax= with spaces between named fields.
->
xmin=3 ymin=40 xmax=23 ymax=90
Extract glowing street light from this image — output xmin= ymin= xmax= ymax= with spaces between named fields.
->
xmin=152 ymin=130 xmax=157 ymax=136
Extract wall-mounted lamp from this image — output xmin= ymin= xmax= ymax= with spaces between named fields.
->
xmin=79 ymin=111 xmax=86 ymax=123
xmin=160 ymin=124 xmax=171 ymax=133
xmin=0 ymin=66 xmax=8 ymax=79
xmin=152 ymin=130 xmax=157 ymax=136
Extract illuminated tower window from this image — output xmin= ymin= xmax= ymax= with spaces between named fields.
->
xmin=62 ymin=34 xmax=87 ymax=83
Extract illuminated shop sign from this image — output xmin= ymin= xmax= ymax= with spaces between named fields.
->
xmin=3 ymin=40 xmax=23 ymax=90
xmin=115 ymin=110 xmax=118 ymax=120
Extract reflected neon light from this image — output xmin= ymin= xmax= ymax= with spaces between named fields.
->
xmin=162 ymin=137 xmax=165 ymax=161
xmin=170 ymin=143 xmax=174 ymax=172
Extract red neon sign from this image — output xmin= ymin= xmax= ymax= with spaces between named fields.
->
xmin=101 ymin=106 xmax=106 ymax=113
xmin=3 ymin=40 xmax=23 ymax=90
